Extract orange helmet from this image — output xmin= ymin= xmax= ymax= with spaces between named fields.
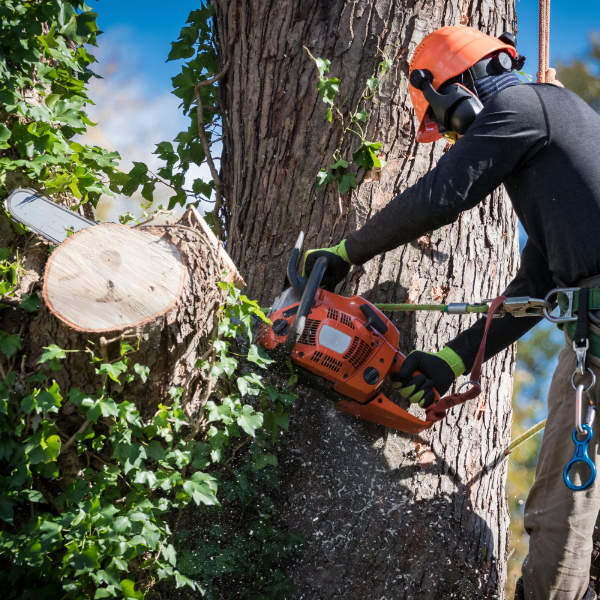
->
xmin=409 ymin=26 xmax=518 ymax=143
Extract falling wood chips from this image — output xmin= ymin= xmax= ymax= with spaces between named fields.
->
xmin=43 ymin=222 xmax=186 ymax=333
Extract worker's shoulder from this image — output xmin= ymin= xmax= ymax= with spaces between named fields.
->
xmin=486 ymin=83 xmax=542 ymax=110
xmin=490 ymin=82 xmax=578 ymax=110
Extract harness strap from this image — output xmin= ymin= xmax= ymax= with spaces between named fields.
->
xmin=574 ymin=287 xmax=590 ymax=348
xmin=426 ymin=295 xmax=506 ymax=422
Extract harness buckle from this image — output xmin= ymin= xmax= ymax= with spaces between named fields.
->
xmin=543 ymin=288 xmax=579 ymax=323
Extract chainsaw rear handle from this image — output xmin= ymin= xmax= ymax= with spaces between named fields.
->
xmin=287 ymin=255 xmax=328 ymax=346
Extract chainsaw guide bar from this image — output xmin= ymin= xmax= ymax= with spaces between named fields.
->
xmin=4 ymin=188 xmax=95 ymax=244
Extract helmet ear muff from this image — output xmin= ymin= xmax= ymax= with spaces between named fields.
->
xmin=410 ymin=69 xmax=483 ymax=136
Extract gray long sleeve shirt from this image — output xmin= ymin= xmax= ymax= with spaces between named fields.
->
xmin=345 ymin=83 xmax=600 ymax=370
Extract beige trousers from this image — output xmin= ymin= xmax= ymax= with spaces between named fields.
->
xmin=522 ymin=338 xmax=600 ymax=599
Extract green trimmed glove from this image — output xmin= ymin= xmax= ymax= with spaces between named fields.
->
xmin=391 ymin=347 xmax=465 ymax=408
xmin=302 ymin=239 xmax=351 ymax=291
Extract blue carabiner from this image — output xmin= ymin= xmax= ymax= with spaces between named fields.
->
xmin=563 ymin=424 xmax=596 ymax=491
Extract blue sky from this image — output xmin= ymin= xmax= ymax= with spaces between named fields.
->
xmin=516 ymin=0 xmax=599 ymax=70
xmin=89 ymin=0 xmax=599 ymax=101
xmin=89 ymin=0 xmax=200 ymax=97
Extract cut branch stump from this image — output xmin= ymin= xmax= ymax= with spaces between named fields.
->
xmin=31 ymin=208 xmax=242 ymax=423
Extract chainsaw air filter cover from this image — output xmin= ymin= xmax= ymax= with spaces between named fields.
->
xmin=258 ymin=288 xmax=401 ymax=404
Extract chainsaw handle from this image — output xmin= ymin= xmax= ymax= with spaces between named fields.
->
xmin=287 ymin=231 xmax=307 ymax=293
xmin=287 ymin=255 xmax=328 ymax=346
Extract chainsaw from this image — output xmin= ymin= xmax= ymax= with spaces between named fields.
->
xmin=257 ymin=232 xmax=445 ymax=434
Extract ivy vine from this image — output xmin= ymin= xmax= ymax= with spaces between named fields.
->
xmin=0 ymin=2 xmax=299 ymax=598
xmin=305 ymin=47 xmax=392 ymax=195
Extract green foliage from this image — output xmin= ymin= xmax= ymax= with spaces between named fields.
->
xmin=173 ymin=459 xmax=301 ymax=599
xmin=0 ymin=271 xmax=298 ymax=598
xmin=0 ymin=1 xmax=222 ymax=229
xmin=0 ymin=1 xmax=122 ymax=205
xmin=557 ymin=34 xmax=600 ymax=112
xmin=0 ymin=4 xmax=297 ymax=598
xmin=307 ymin=48 xmax=391 ymax=194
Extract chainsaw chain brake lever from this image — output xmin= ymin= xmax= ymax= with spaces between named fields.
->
xmin=287 ymin=231 xmax=307 ymax=293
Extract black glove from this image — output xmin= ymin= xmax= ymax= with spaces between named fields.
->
xmin=391 ymin=347 xmax=465 ymax=408
xmin=302 ymin=240 xmax=351 ymax=291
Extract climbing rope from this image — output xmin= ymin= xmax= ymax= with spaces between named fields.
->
xmin=538 ymin=0 xmax=551 ymax=83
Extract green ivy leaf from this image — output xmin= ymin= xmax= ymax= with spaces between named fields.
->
xmin=98 ymin=361 xmax=128 ymax=383
xmin=237 ymin=405 xmax=263 ymax=437
xmin=133 ymin=363 xmax=149 ymax=383
xmin=37 ymin=381 xmax=63 ymax=413
xmin=182 ymin=472 xmax=219 ymax=506
xmin=246 ymin=344 xmax=274 ymax=367
xmin=331 ymin=158 xmax=349 ymax=170
xmin=44 ymin=434 xmax=61 ymax=461
xmin=354 ymin=109 xmax=368 ymax=122
xmin=120 ymin=579 xmax=143 ymax=600
xmin=20 ymin=292 xmax=40 ymax=312
xmin=352 ymin=140 xmax=383 ymax=171
xmin=314 ymin=57 xmax=330 ymax=77
xmin=134 ymin=470 xmax=158 ymax=489
xmin=0 ymin=333 xmax=21 ymax=358
xmin=253 ymin=452 xmax=278 ymax=470
xmin=0 ymin=123 xmax=11 ymax=149
xmin=338 ymin=173 xmax=357 ymax=195
xmin=237 ymin=373 xmax=264 ymax=397
xmin=366 ymin=77 xmax=379 ymax=91
xmin=317 ymin=169 xmax=333 ymax=187
xmin=39 ymin=344 xmax=67 ymax=365
xmin=316 ymin=76 xmax=339 ymax=106
xmin=113 ymin=516 xmax=130 ymax=534
xmin=162 ymin=543 xmax=177 ymax=567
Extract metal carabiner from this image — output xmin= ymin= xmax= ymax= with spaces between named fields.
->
xmin=573 ymin=339 xmax=590 ymax=376
xmin=483 ymin=296 xmax=547 ymax=318
xmin=575 ymin=383 xmax=586 ymax=434
xmin=543 ymin=288 xmax=580 ymax=323
xmin=563 ymin=424 xmax=596 ymax=491
xmin=501 ymin=297 xmax=548 ymax=318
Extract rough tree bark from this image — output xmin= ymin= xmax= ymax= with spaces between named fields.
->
xmin=214 ymin=1 xmax=519 ymax=598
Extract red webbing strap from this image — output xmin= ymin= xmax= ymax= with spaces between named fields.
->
xmin=425 ymin=295 xmax=507 ymax=423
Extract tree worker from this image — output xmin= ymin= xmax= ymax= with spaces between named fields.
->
xmin=302 ymin=25 xmax=600 ymax=600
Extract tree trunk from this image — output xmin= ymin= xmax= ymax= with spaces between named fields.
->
xmin=214 ymin=1 xmax=519 ymax=598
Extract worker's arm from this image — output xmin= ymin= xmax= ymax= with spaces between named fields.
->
xmin=397 ymin=240 xmax=555 ymax=398
xmin=345 ymin=85 xmax=547 ymax=264
xmin=446 ymin=239 xmax=556 ymax=371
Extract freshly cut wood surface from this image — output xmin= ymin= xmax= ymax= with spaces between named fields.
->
xmin=43 ymin=223 xmax=185 ymax=332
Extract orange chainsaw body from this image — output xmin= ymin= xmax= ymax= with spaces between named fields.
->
xmin=258 ymin=287 xmax=433 ymax=434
